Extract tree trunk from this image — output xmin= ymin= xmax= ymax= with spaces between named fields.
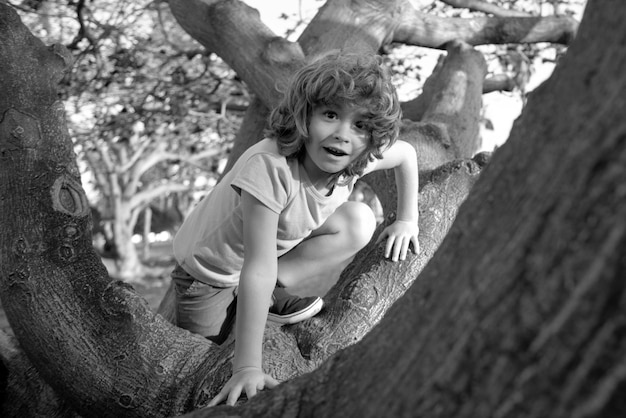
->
xmin=184 ymin=1 xmax=626 ymax=416
xmin=142 ymin=207 xmax=152 ymax=260
xmin=111 ymin=207 xmax=143 ymax=280
xmin=3 ymin=1 xmax=617 ymax=417
xmin=0 ymin=8 xmax=218 ymax=417
xmin=0 ymin=3 xmax=481 ymax=414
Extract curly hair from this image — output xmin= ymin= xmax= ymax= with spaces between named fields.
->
xmin=265 ymin=51 xmax=402 ymax=184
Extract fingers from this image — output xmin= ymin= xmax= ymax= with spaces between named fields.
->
xmin=206 ymin=377 xmax=245 ymax=407
xmin=244 ymin=382 xmax=258 ymax=401
xmin=378 ymin=221 xmax=420 ymax=261
xmin=411 ymin=234 xmax=420 ymax=255
xmin=385 ymin=233 xmax=413 ymax=261
xmin=382 ymin=231 xmax=419 ymax=261
xmin=208 ymin=372 xmax=280 ymax=407
xmin=388 ymin=235 xmax=409 ymax=261
xmin=375 ymin=229 xmax=388 ymax=245
xmin=226 ymin=386 xmax=243 ymax=406
xmin=384 ymin=234 xmax=395 ymax=259
xmin=208 ymin=387 xmax=230 ymax=407
xmin=399 ymin=236 xmax=410 ymax=261
xmin=265 ymin=375 xmax=279 ymax=388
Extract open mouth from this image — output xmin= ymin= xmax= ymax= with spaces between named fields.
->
xmin=323 ymin=146 xmax=348 ymax=157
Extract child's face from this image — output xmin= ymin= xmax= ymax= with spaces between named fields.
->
xmin=303 ymin=102 xmax=370 ymax=182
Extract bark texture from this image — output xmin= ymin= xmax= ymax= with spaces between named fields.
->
xmin=0 ymin=8 xmax=220 ymax=417
xmin=183 ymin=1 xmax=626 ymax=416
xmin=1 ymin=0 xmax=608 ymax=417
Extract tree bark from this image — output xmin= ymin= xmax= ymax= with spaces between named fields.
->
xmin=2 ymin=0 xmax=612 ymax=417
xmin=168 ymin=0 xmax=577 ymax=166
xmin=187 ymin=1 xmax=626 ymax=416
xmin=440 ymin=0 xmax=533 ymax=17
xmin=394 ymin=9 xmax=578 ymax=48
xmin=0 ymin=7 xmax=222 ymax=417
xmin=0 ymin=2 xmax=482 ymax=415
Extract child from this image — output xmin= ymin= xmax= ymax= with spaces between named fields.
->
xmin=172 ymin=51 xmax=419 ymax=406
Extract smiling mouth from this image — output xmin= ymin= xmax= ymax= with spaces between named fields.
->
xmin=323 ymin=146 xmax=348 ymax=157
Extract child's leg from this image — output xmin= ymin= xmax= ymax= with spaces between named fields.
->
xmin=277 ymin=201 xmax=377 ymax=296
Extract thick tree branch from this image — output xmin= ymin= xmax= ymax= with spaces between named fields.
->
xmin=4 ymin=1 xmax=615 ymax=416
xmin=286 ymin=157 xmax=485 ymax=368
xmin=296 ymin=0 xmax=405 ymax=55
xmin=0 ymin=331 xmax=74 ymax=416
xmin=168 ymin=0 xmax=305 ymax=107
xmin=418 ymin=40 xmax=486 ymax=158
xmin=118 ymin=139 xmax=152 ymax=173
xmin=184 ymin=2 xmax=626 ymax=416
xmin=125 ymin=143 xmax=168 ymax=196
xmin=126 ymin=146 xmax=223 ymax=198
xmin=128 ymin=182 xmax=191 ymax=210
xmin=483 ymin=73 xmax=516 ymax=93
xmin=169 ymin=0 xmax=575 ymax=171
xmin=394 ymin=4 xmax=578 ymax=48
xmin=84 ymin=149 xmax=112 ymax=196
xmin=440 ymin=0 xmax=533 ymax=17
xmin=0 ymin=8 xmax=222 ymax=416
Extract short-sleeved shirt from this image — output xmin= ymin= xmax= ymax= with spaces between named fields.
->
xmin=173 ymin=138 xmax=357 ymax=287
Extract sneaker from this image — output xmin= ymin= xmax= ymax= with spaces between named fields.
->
xmin=267 ymin=288 xmax=324 ymax=324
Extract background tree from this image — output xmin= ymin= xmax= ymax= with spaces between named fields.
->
xmin=8 ymin=0 xmax=582 ymax=278
xmin=11 ymin=0 xmax=244 ymax=278
xmin=4 ymin=1 xmax=621 ymax=418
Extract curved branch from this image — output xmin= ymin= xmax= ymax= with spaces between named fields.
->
xmin=483 ymin=73 xmax=517 ymax=93
xmin=183 ymin=2 xmax=626 ymax=416
xmin=396 ymin=40 xmax=487 ymax=176
xmin=296 ymin=0 xmax=405 ymax=55
xmin=128 ymin=182 xmax=192 ymax=210
xmin=84 ymin=148 xmax=112 ymax=196
xmin=0 ymin=330 xmax=74 ymax=416
xmin=168 ymin=0 xmax=305 ymax=107
xmin=118 ymin=138 xmax=152 ymax=173
xmin=1 ymin=1 xmax=603 ymax=416
xmin=0 ymin=9 xmax=222 ymax=415
xmin=440 ymin=0 xmax=533 ymax=17
xmin=96 ymin=141 xmax=116 ymax=173
xmin=288 ymin=158 xmax=484 ymax=366
xmin=394 ymin=5 xmax=578 ymax=48
xmin=67 ymin=0 xmax=98 ymax=50
xmin=125 ymin=146 xmax=223 ymax=198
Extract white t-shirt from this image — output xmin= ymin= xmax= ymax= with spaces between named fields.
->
xmin=173 ymin=138 xmax=356 ymax=287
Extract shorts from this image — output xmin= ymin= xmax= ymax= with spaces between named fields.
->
xmin=171 ymin=264 xmax=237 ymax=345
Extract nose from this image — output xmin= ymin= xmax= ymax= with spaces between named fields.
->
xmin=333 ymin=121 xmax=351 ymax=142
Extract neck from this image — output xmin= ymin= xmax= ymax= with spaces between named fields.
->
xmin=302 ymin=164 xmax=334 ymax=194
xmin=312 ymin=175 xmax=334 ymax=195
xmin=301 ymin=154 xmax=336 ymax=194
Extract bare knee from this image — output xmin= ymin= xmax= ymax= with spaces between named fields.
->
xmin=334 ymin=201 xmax=377 ymax=251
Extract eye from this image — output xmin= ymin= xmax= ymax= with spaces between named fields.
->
xmin=324 ymin=110 xmax=338 ymax=119
xmin=354 ymin=120 xmax=368 ymax=131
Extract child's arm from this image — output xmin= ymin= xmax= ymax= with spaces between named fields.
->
xmin=208 ymin=191 xmax=280 ymax=406
xmin=364 ymin=139 xmax=420 ymax=261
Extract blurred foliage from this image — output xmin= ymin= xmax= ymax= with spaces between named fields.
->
xmin=9 ymin=0 xmax=586 ymax=248
xmin=7 ymin=0 xmax=586 ymax=277
xmin=11 ymin=0 xmax=245 ymax=218
xmin=393 ymin=0 xmax=585 ymax=98
xmin=11 ymin=0 xmax=587 ymax=209
xmin=10 ymin=0 xmax=250 ymax=275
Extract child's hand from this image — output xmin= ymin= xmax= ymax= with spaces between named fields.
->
xmin=376 ymin=220 xmax=420 ymax=261
xmin=208 ymin=366 xmax=279 ymax=407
